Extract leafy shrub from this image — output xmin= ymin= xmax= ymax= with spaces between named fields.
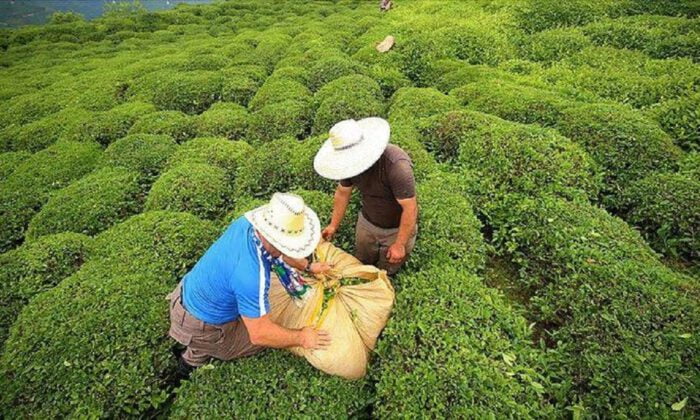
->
xmin=410 ymin=172 xmax=485 ymax=272
xmin=178 ymin=53 xmax=231 ymax=71
xmin=248 ymin=100 xmax=313 ymax=142
xmin=375 ymin=263 xmax=552 ymax=418
xmin=145 ymin=163 xmax=233 ymax=220
xmin=91 ymin=210 xmax=218 ymax=277
xmin=556 ymin=103 xmax=682 ymax=207
xmin=680 ymin=151 xmax=700 ymax=178
xmin=434 ymin=23 xmax=516 ymax=65
xmin=248 ymin=78 xmax=312 ymax=111
xmin=128 ymin=110 xmax=196 ymax=143
xmin=420 ymin=111 xmax=601 ymax=224
xmin=101 ymin=134 xmax=177 ymax=181
xmin=219 ymin=75 xmax=258 ymax=106
xmin=647 ymin=92 xmax=699 ymax=151
xmin=582 ymin=15 xmax=700 ymax=61
xmin=388 ymin=87 xmax=459 ymax=122
xmin=435 ymin=64 xmax=514 ymax=93
xmin=62 ymin=101 xmax=157 ymax=146
xmin=516 ymin=0 xmax=625 ymax=33
xmin=520 ymin=27 xmax=592 ymax=63
xmin=307 ymin=55 xmax=364 ymax=91
xmin=194 ymin=102 xmax=250 ymax=139
xmin=166 ymin=136 xmax=253 ymax=181
xmin=498 ymin=194 xmax=700 ymax=417
xmin=366 ymin=64 xmax=412 ymax=99
xmin=148 ymin=71 xmax=223 ymax=114
xmin=26 ymin=167 xmax=142 ymax=239
xmin=0 ymin=150 xmax=30 ymax=181
xmin=170 ymin=351 xmax=371 ymax=418
xmin=235 ymin=135 xmax=333 ymax=198
xmin=0 ymin=141 xmax=101 ymax=252
xmin=253 ymin=33 xmax=293 ymax=70
xmin=0 ymin=232 xmax=91 ymax=345
xmin=266 ymin=65 xmax=310 ymax=85
xmin=450 ymin=81 xmax=575 ymax=127
xmin=0 ymin=107 xmax=92 ymax=152
xmin=621 ymin=172 xmax=699 ymax=261
xmin=312 ymin=75 xmax=385 ymax=134
xmin=0 ymin=91 xmax=65 ymax=129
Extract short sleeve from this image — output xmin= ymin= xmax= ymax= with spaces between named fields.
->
xmin=388 ymin=159 xmax=416 ymax=200
xmin=339 ymin=178 xmax=353 ymax=187
xmin=235 ymin=251 xmax=270 ymax=318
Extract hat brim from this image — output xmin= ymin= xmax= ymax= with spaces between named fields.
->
xmin=314 ymin=117 xmax=390 ymax=181
xmin=245 ymin=205 xmax=321 ymax=259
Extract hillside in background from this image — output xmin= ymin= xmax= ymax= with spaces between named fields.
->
xmin=0 ymin=0 xmax=698 ymax=417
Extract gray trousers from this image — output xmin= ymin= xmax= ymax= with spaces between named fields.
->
xmin=355 ymin=212 xmax=416 ymax=275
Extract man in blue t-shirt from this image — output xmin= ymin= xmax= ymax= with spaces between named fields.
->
xmin=168 ymin=193 xmax=332 ymax=372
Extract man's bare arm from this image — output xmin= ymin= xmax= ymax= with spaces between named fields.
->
xmin=386 ymin=196 xmax=418 ymax=264
xmin=322 ymin=184 xmax=353 ymax=240
xmin=241 ymin=315 xmax=330 ymax=349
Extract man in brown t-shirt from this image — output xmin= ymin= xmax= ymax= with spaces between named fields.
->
xmin=313 ymin=118 xmax=418 ymax=275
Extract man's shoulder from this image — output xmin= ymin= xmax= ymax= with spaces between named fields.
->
xmin=384 ymin=144 xmax=412 ymax=165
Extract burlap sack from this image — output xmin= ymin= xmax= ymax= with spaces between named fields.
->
xmin=269 ymin=241 xmax=394 ymax=379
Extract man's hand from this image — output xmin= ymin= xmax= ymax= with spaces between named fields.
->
xmin=300 ymin=327 xmax=331 ymax=350
xmin=321 ymin=224 xmax=338 ymax=241
xmin=386 ymin=242 xmax=406 ymax=264
xmin=309 ymin=262 xmax=333 ymax=275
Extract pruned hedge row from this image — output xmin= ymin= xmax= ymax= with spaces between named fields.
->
xmin=312 ymin=74 xmax=385 ymax=134
xmin=496 ymin=194 xmax=700 ymax=417
xmin=647 ymin=92 xmax=699 ymax=152
xmin=62 ymin=101 xmax=157 ymax=146
xmin=419 ymin=111 xmax=602 ymax=225
xmin=0 ymin=141 xmax=101 ymax=252
xmin=165 ymin=136 xmax=253 ymax=182
xmin=100 ymin=133 xmax=177 ymax=182
xmin=26 ymin=167 xmax=143 ymax=239
xmin=170 ymin=351 xmax=371 ymax=418
xmin=0 ymin=211 xmax=218 ymax=418
xmin=0 ymin=232 xmax=92 ymax=345
xmin=0 ymin=150 xmax=30 ymax=181
xmin=374 ymin=263 xmax=553 ymax=418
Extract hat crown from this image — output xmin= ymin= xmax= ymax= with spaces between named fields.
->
xmin=329 ymin=119 xmax=363 ymax=150
xmin=264 ymin=193 xmax=305 ymax=236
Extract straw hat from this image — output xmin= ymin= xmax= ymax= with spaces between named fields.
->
xmin=245 ymin=193 xmax=321 ymax=258
xmin=313 ymin=117 xmax=390 ymax=181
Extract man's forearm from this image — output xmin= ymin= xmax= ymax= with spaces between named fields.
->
xmin=250 ymin=321 xmax=302 ymax=349
xmin=330 ymin=187 xmax=352 ymax=227
xmin=395 ymin=200 xmax=417 ymax=246
xmin=283 ymin=255 xmax=308 ymax=272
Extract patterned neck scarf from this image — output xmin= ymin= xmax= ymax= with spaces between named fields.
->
xmin=251 ymin=229 xmax=310 ymax=300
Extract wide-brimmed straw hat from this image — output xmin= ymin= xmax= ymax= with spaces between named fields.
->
xmin=313 ymin=117 xmax=390 ymax=181
xmin=245 ymin=193 xmax=321 ymax=259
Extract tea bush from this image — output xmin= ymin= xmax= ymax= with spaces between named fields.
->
xmin=100 ymin=134 xmax=177 ymax=181
xmin=647 ymin=92 xmax=699 ymax=151
xmin=312 ymin=74 xmax=385 ymax=134
xmin=520 ymin=27 xmax=592 ymax=63
xmin=498 ymin=194 xmax=700 ymax=417
xmin=248 ymin=100 xmax=314 ymax=142
xmin=375 ymin=263 xmax=553 ymax=418
xmin=450 ymin=81 xmax=576 ymax=127
xmin=194 ymin=102 xmax=250 ymax=140
xmin=0 ymin=150 xmax=30 ymax=181
xmin=166 ymin=136 xmax=253 ymax=181
xmin=146 ymin=163 xmax=233 ymax=220
xmin=0 ymin=141 xmax=101 ymax=252
xmin=556 ymin=103 xmax=682 ymax=207
xmin=0 ymin=232 xmax=91 ymax=345
xmin=680 ymin=152 xmax=700 ymax=178
xmin=128 ymin=110 xmax=196 ymax=143
xmin=26 ymin=167 xmax=142 ymax=239
xmin=219 ymin=75 xmax=259 ymax=106
xmin=388 ymin=87 xmax=459 ymax=122
xmin=307 ymin=55 xmax=365 ymax=92
xmin=62 ymin=101 xmax=157 ymax=146
xmin=248 ymin=78 xmax=312 ymax=111
xmin=434 ymin=23 xmax=516 ymax=66
xmin=170 ymin=351 xmax=371 ymax=418
xmin=621 ymin=172 xmax=700 ymax=261
xmin=235 ymin=135 xmax=333 ymax=198
xmin=420 ymin=111 xmax=601 ymax=224
xmin=434 ymin=64 xmax=515 ymax=93
xmin=146 ymin=71 xmax=223 ymax=114
xmin=0 ymin=107 xmax=92 ymax=152
xmin=516 ymin=0 xmax=625 ymax=33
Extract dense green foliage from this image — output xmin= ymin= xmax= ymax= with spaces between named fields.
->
xmin=26 ymin=167 xmax=142 ymax=238
xmin=1 ymin=0 xmax=698 ymax=417
xmin=0 ymin=232 xmax=91 ymax=345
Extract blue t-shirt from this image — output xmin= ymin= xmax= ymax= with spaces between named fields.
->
xmin=182 ymin=217 xmax=271 ymax=325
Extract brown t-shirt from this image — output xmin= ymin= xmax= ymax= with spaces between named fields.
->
xmin=340 ymin=144 xmax=416 ymax=229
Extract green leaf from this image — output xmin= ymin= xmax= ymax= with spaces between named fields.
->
xmin=672 ymin=397 xmax=687 ymax=411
